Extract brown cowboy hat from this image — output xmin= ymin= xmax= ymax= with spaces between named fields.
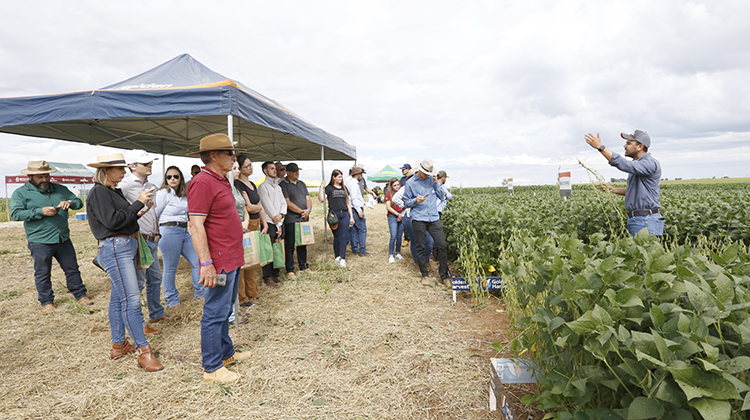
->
xmin=21 ymin=161 xmax=57 ymax=175
xmin=87 ymin=152 xmax=129 ymax=168
xmin=188 ymin=134 xmax=246 ymax=155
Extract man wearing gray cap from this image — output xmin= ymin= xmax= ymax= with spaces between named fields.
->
xmin=585 ymin=129 xmax=664 ymax=237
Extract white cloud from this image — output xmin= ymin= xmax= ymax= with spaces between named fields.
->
xmin=2 ymin=0 xmax=750 ymax=191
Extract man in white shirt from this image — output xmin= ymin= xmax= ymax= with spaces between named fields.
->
xmin=117 ymin=150 xmax=166 ymax=335
xmin=346 ymin=166 xmax=368 ymax=256
xmin=258 ymin=161 xmax=287 ymax=286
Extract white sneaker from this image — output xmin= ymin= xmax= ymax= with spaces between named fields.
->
xmin=335 ymin=256 xmax=341 ymax=262
xmin=339 ymin=259 xmax=347 ymax=268
xmin=388 ymin=255 xmax=395 ymax=264
xmin=395 ymin=254 xmax=404 ymax=260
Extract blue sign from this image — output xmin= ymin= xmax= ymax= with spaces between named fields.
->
xmin=451 ymin=276 xmax=504 ymax=291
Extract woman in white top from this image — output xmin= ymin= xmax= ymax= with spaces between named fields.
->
xmin=155 ymin=166 xmax=203 ymax=307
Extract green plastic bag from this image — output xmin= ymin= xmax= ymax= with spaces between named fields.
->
xmin=257 ymin=233 xmax=274 ymax=267
xmin=272 ymin=240 xmax=285 ymax=269
xmin=136 ymin=232 xmax=154 ymax=269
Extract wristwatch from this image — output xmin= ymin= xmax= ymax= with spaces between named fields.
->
xmin=598 ymin=145 xmax=606 ymax=152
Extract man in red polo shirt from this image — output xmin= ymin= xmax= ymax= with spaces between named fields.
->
xmin=188 ymin=133 xmax=250 ymax=384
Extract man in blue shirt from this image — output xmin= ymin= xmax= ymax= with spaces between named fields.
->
xmin=347 ymin=166 xmax=368 ymax=256
xmin=585 ymin=129 xmax=664 ymax=237
xmin=402 ymin=159 xmax=451 ymax=286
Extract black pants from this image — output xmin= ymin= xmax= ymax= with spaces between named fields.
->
xmin=262 ymin=224 xmax=284 ymax=280
xmin=411 ymin=220 xmax=450 ymax=280
xmin=284 ymin=222 xmax=308 ymax=273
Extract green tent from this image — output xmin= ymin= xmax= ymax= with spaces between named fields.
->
xmin=367 ymin=165 xmax=400 ymax=183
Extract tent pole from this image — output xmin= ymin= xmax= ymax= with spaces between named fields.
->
xmin=5 ymin=182 xmax=9 ymax=222
xmin=322 ymin=146 xmax=327 ymax=262
xmin=227 ymin=115 xmax=241 ymax=327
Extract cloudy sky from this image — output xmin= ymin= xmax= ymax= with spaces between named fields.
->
xmin=1 ymin=0 xmax=749 ymax=193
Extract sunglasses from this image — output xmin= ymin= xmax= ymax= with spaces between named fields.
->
xmin=218 ymin=150 xmax=235 ymax=157
xmin=165 ymin=174 xmax=181 ymax=180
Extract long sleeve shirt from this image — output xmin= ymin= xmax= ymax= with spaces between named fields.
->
xmin=155 ymin=187 xmax=189 ymax=223
xmin=346 ymin=177 xmax=365 ymax=212
xmin=402 ymin=175 xmax=446 ymax=222
xmin=436 ymin=187 xmax=452 ymax=214
xmin=391 ymin=186 xmax=410 ymax=217
xmin=86 ymin=183 xmax=144 ymax=240
xmin=609 ymin=152 xmax=661 ymax=212
xmin=258 ymin=177 xmax=287 ymax=226
xmin=11 ymin=182 xmax=82 ymax=244
xmin=118 ymin=173 xmax=159 ymax=236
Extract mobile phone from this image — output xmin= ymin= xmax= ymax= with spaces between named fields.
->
xmin=216 ymin=273 xmax=227 ymax=287
xmin=423 ymin=192 xmax=431 ymax=198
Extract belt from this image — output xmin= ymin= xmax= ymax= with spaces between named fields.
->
xmin=160 ymin=221 xmax=188 ymax=228
xmin=627 ymin=208 xmax=659 ymax=217
xmin=110 ymin=232 xmax=139 ymax=239
xmin=142 ymin=234 xmax=159 ymax=242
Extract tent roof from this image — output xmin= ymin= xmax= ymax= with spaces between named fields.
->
xmin=0 ymin=54 xmax=355 ymax=161
xmin=367 ymin=164 xmax=400 ymax=182
xmin=46 ymin=162 xmax=94 ymax=176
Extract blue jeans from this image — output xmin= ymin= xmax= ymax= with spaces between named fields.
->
xmin=158 ymin=225 xmax=204 ymax=306
xmin=627 ymin=213 xmax=665 ymax=237
xmin=403 ymin=212 xmax=433 ymax=264
xmin=202 ymin=268 xmax=240 ymax=373
xmin=136 ymin=239 xmax=165 ymax=322
xmin=331 ymin=209 xmax=350 ymax=260
xmin=98 ymin=237 xmax=149 ymax=347
xmin=27 ymin=239 xmax=87 ymax=306
xmin=349 ymin=210 xmax=367 ymax=254
xmin=387 ymin=215 xmax=404 ymax=255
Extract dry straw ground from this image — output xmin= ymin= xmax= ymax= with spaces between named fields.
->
xmin=0 ymin=203 xmax=523 ymax=420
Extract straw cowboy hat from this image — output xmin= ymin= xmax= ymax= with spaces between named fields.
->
xmin=417 ymin=158 xmax=438 ymax=176
xmin=188 ymin=134 xmax=245 ymax=155
xmin=21 ymin=161 xmax=57 ymax=175
xmin=87 ymin=152 xmax=129 ymax=168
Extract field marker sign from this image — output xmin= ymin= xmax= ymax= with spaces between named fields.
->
xmin=490 ymin=357 xmax=538 ymax=418
xmin=451 ymin=276 xmax=504 ymax=303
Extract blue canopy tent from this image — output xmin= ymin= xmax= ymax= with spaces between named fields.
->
xmin=0 ymin=53 xmax=355 ymax=162
xmin=0 ymin=54 xmax=353 ymax=265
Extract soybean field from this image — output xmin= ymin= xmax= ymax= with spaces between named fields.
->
xmin=444 ymin=181 xmax=750 ymax=420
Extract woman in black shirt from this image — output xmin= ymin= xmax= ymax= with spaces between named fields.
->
xmin=234 ymin=154 xmax=269 ymax=301
xmin=318 ymin=169 xmax=354 ymax=268
xmin=86 ymin=152 xmax=163 ymax=372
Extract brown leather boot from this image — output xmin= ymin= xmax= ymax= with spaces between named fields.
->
xmin=111 ymin=338 xmax=136 ymax=360
xmin=137 ymin=345 xmax=164 ymax=372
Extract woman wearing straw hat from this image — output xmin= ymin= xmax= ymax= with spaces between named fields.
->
xmin=86 ymin=152 xmax=163 ymax=372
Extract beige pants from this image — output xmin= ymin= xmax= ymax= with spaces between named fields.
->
xmin=238 ymin=218 xmax=260 ymax=303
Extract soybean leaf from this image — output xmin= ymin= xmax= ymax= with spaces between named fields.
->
xmin=688 ymin=398 xmax=731 ymax=420
xmin=715 ymin=356 xmax=750 ymax=374
xmin=655 ymin=377 xmax=685 ymax=405
xmin=720 ymin=242 xmax=739 ymax=264
xmin=685 ymin=281 xmax=709 ymax=313
xmin=626 ymin=396 xmax=664 ymax=419
xmin=650 ymin=253 xmax=675 ymax=273
xmin=714 ymin=273 xmax=734 ymax=304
